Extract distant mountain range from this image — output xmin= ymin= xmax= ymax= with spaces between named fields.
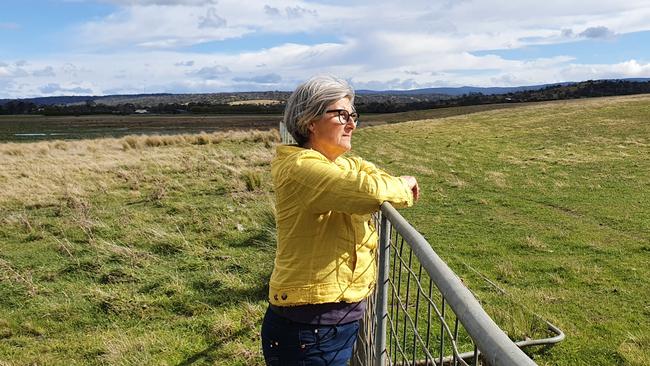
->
xmin=358 ymin=78 xmax=650 ymax=96
xmin=356 ymin=84 xmax=570 ymax=96
xmin=2 ymin=78 xmax=649 ymax=107
xmin=0 ymin=93 xmax=175 ymax=107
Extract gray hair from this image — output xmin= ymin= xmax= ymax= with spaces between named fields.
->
xmin=283 ymin=75 xmax=355 ymax=146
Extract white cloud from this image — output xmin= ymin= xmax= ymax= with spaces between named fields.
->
xmin=69 ymin=1 xmax=650 ymax=51
xmin=232 ymin=73 xmax=282 ymax=84
xmin=102 ymin=0 xmax=218 ymax=5
xmin=187 ymin=65 xmax=231 ymax=78
xmin=32 ymin=66 xmax=56 ymax=77
xmin=559 ymin=59 xmax=650 ymax=81
xmin=0 ymin=64 xmax=29 ymax=78
xmin=68 ymin=0 xmax=650 ymax=59
xmin=353 ymin=78 xmax=423 ymax=91
xmin=40 ymin=83 xmax=93 ymax=95
xmin=263 ymin=5 xmax=280 ymax=16
xmin=3 ymin=1 xmax=650 ymax=97
xmin=75 ymin=4 xmax=251 ymax=49
xmin=198 ymin=7 xmax=227 ymax=28
xmin=284 ymin=5 xmax=317 ymax=18
xmin=579 ymin=26 xmax=616 ymax=39
xmin=71 ymin=0 xmax=357 ymax=51
xmin=175 ymin=60 xmax=195 ymax=66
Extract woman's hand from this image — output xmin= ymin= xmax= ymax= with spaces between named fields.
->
xmin=401 ymin=176 xmax=420 ymax=202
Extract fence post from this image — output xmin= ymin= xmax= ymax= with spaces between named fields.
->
xmin=279 ymin=121 xmax=296 ymax=144
xmin=374 ymin=211 xmax=390 ymax=366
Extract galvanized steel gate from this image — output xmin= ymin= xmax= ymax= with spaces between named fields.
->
xmin=351 ymin=203 xmax=564 ymax=366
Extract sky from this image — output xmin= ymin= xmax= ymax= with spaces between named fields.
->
xmin=1 ymin=0 xmax=650 ymax=98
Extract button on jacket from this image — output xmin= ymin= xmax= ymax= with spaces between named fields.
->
xmin=269 ymin=145 xmax=414 ymax=306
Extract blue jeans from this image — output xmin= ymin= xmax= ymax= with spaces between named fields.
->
xmin=261 ymin=306 xmax=360 ymax=366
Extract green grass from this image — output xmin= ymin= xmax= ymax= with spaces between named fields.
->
xmin=1 ymin=95 xmax=649 ymax=365
xmin=352 ymin=94 xmax=650 ymax=365
xmin=361 ymin=101 xmax=545 ymax=126
xmin=0 ymin=132 xmax=278 ymax=365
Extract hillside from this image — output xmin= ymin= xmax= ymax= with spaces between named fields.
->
xmin=1 ymin=95 xmax=649 ymax=365
xmin=3 ymin=79 xmax=649 ymax=118
xmin=2 ymin=78 xmax=649 ymax=110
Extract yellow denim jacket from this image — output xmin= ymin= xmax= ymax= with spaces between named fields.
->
xmin=269 ymin=145 xmax=414 ymax=306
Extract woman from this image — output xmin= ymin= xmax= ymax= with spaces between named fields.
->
xmin=261 ymin=75 xmax=419 ymax=365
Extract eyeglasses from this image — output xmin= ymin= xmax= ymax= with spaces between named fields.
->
xmin=325 ymin=109 xmax=360 ymax=126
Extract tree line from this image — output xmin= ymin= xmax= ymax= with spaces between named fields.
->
xmin=356 ymin=79 xmax=650 ymax=113
xmin=1 ymin=79 xmax=649 ymax=116
xmin=0 ymin=101 xmax=286 ymax=116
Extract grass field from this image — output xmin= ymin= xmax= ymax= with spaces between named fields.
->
xmin=1 ymin=95 xmax=649 ymax=365
xmin=0 ymin=131 xmax=279 ymax=365
xmin=0 ymin=101 xmax=532 ymax=143
xmin=0 ymin=114 xmax=283 ymax=142
xmin=353 ymin=94 xmax=650 ymax=365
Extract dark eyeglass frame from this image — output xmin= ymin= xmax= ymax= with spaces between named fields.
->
xmin=325 ymin=109 xmax=360 ymax=126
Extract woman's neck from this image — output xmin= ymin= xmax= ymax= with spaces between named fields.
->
xmin=304 ymin=141 xmax=340 ymax=162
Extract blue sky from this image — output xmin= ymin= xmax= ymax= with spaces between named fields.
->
xmin=1 ymin=0 xmax=650 ymax=98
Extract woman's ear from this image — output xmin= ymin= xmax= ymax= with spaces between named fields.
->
xmin=307 ymin=121 xmax=316 ymax=133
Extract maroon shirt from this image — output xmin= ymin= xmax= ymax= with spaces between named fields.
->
xmin=270 ymin=300 xmax=367 ymax=325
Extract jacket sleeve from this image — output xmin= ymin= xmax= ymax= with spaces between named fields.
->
xmin=358 ymin=158 xmax=395 ymax=178
xmin=288 ymin=153 xmax=414 ymax=214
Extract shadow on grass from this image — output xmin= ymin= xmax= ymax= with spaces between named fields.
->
xmin=230 ymin=208 xmax=277 ymax=250
xmin=199 ymin=274 xmax=271 ymax=307
xmin=176 ymin=328 xmax=250 ymax=365
xmin=229 ymin=230 xmax=276 ymax=249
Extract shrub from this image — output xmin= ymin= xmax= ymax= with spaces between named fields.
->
xmin=196 ymin=133 xmax=210 ymax=145
xmin=241 ymin=170 xmax=262 ymax=191
xmin=2 ymin=148 xmax=25 ymax=156
xmin=209 ymin=133 xmax=225 ymax=144
xmin=122 ymin=136 xmax=140 ymax=149
xmin=144 ymin=135 xmax=164 ymax=147
xmin=53 ymin=141 xmax=68 ymax=150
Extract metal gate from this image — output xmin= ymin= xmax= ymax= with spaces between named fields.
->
xmin=351 ymin=203 xmax=564 ymax=366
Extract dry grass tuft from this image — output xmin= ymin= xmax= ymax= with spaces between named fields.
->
xmin=116 ymin=129 xmax=279 ymax=150
xmin=53 ymin=141 xmax=68 ymax=150
xmin=618 ymin=333 xmax=650 ymax=366
xmin=144 ymin=135 xmax=164 ymax=147
xmin=522 ymin=235 xmax=548 ymax=250
xmin=241 ymin=170 xmax=262 ymax=191
xmin=2 ymin=147 xmax=24 ymax=156
xmin=2 ymin=212 xmax=35 ymax=233
xmin=147 ymin=178 xmax=168 ymax=203
xmin=211 ymin=313 xmax=239 ymax=339
xmin=100 ymin=331 xmax=156 ymax=365
xmin=495 ymin=262 xmax=521 ymax=283
xmin=92 ymin=238 xmax=155 ymax=266
xmin=446 ymin=173 xmax=467 ymax=188
xmin=61 ymin=186 xmax=97 ymax=238
xmin=0 ymin=319 xmax=12 ymax=340
xmin=485 ymin=171 xmax=508 ymax=188
xmin=0 ymin=130 xmax=276 ymax=206
xmin=0 ymin=258 xmax=39 ymax=296
xmin=122 ymin=136 xmax=141 ymax=150
xmin=195 ymin=132 xmax=211 ymax=145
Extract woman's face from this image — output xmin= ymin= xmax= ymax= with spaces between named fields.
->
xmin=307 ymin=97 xmax=357 ymax=161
